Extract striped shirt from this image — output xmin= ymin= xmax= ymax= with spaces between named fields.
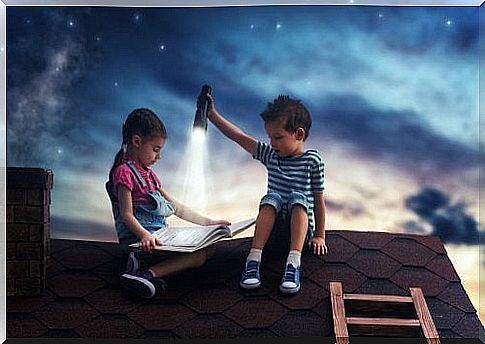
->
xmin=253 ymin=141 xmax=325 ymax=233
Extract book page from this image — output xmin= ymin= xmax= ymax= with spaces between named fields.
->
xmin=153 ymin=224 xmax=225 ymax=247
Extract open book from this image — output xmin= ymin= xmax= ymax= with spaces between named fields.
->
xmin=130 ymin=218 xmax=256 ymax=252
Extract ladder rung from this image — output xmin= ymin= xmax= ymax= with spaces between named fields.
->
xmin=347 ymin=317 xmax=421 ymax=327
xmin=344 ymin=293 xmax=413 ymax=303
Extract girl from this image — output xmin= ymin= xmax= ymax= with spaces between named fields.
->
xmin=106 ymin=108 xmax=229 ymax=298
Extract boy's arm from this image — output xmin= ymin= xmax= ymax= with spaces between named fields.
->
xmin=207 ymin=95 xmax=257 ymax=156
xmin=313 ymin=193 xmax=326 ymax=239
xmin=310 ymin=192 xmax=327 ymax=255
xmin=159 ymin=187 xmax=230 ymax=226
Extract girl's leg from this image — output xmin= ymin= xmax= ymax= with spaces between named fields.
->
xmin=149 ymin=249 xmax=207 ymax=278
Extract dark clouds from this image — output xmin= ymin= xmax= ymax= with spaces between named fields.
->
xmin=404 ymin=187 xmax=480 ymax=245
xmin=5 ymin=6 xmax=479 ymax=239
xmin=310 ymin=94 xmax=479 ymax=175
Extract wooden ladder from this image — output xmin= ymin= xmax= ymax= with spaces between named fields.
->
xmin=330 ymin=282 xmax=440 ymax=344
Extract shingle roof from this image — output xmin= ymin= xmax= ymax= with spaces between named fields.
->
xmin=7 ymin=230 xmax=483 ymax=339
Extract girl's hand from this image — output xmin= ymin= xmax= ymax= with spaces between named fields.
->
xmin=308 ymin=236 xmax=327 ymax=256
xmin=206 ymin=219 xmax=231 ymax=226
xmin=139 ymin=234 xmax=161 ymax=252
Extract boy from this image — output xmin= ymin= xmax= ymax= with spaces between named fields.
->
xmin=207 ymin=94 xmax=327 ymax=294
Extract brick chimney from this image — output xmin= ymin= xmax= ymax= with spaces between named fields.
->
xmin=6 ymin=167 xmax=53 ymax=296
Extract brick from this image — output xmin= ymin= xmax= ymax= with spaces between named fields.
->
xmin=29 ymin=224 xmax=44 ymax=242
xmin=15 ymin=205 xmax=42 ymax=223
xmin=27 ymin=189 xmax=43 ymax=205
xmin=7 ymin=243 xmax=16 ymax=259
xmin=7 ymin=279 xmax=15 ymax=296
xmin=30 ymin=261 xmax=42 ymax=277
xmin=16 ymin=277 xmax=42 ymax=295
xmin=17 ymin=242 xmax=42 ymax=259
xmin=43 ymin=205 xmax=50 ymax=223
xmin=7 ymin=260 xmax=29 ymax=278
xmin=7 ymin=188 xmax=25 ymax=204
xmin=7 ymin=205 xmax=14 ymax=223
xmin=7 ymin=223 xmax=29 ymax=242
xmin=7 ymin=167 xmax=53 ymax=189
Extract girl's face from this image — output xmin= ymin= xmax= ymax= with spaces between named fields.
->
xmin=135 ymin=135 xmax=166 ymax=168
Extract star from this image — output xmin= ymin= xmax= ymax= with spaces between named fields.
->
xmin=25 ymin=18 xmax=32 ymax=25
xmin=55 ymin=67 xmax=60 ymax=72
xmin=446 ymin=19 xmax=453 ymax=26
xmin=95 ymin=35 xmax=101 ymax=42
xmin=57 ymin=148 xmax=63 ymax=155
xmin=160 ymin=44 xmax=165 ymax=51
xmin=276 ymin=23 xmax=282 ymax=29
xmin=114 ymin=82 xmax=119 ymax=87
xmin=378 ymin=12 xmax=384 ymax=18
xmin=250 ymin=24 xmax=255 ymax=29
xmin=133 ymin=13 xmax=142 ymax=24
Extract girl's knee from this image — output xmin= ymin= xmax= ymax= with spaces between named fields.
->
xmin=191 ymin=249 xmax=207 ymax=268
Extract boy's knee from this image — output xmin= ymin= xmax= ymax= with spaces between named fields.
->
xmin=287 ymin=192 xmax=308 ymax=214
xmin=260 ymin=192 xmax=283 ymax=214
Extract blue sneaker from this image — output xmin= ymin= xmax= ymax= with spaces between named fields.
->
xmin=279 ymin=263 xmax=300 ymax=294
xmin=121 ymin=270 xmax=167 ymax=298
xmin=240 ymin=260 xmax=261 ymax=289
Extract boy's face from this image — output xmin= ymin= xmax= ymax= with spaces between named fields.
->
xmin=264 ymin=121 xmax=304 ymax=157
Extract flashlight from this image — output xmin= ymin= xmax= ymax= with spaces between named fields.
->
xmin=193 ymin=84 xmax=212 ymax=132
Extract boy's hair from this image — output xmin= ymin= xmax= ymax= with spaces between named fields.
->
xmin=109 ymin=108 xmax=167 ymax=183
xmin=260 ymin=95 xmax=312 ymax=140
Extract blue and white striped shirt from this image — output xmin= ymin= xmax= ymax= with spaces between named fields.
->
xmin=253 ymin=141 xmax=325 ymax=233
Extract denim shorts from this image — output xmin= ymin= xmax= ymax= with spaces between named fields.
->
xmin=260 ymin=192 xmax=312 ymax=256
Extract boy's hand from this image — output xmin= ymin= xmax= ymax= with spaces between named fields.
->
xmin=308 ymin=236 xmax=327 ymax=256
xmin=139 ymin=234 xmax=161 ymax=252
xmin=206 ymin=94 xmax=216 ymax=120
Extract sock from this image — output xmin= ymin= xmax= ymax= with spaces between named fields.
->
xmin=246 ymin=248 xmax=262 ymax=263
xmin=286 ymin=250 xmax=301 ymax=268
xmin=147 ymin=269 xmax=156 ymax=279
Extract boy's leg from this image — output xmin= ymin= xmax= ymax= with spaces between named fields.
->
xmin=280 ymin=192 xmax=308 ymax=294
xmin=289 ymin=204 xmax=308 ymax=252
xmin=252 ymin=204 xmax=279 ymax=249
xmin=240 ymin=193 xmax=281 ymax=289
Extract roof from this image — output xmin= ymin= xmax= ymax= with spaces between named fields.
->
xmin=7 ymin=230 xmax=483 ymax=340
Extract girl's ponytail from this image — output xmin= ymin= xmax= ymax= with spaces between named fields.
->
xmin=108 ymin=148 xmax=125 ymax=183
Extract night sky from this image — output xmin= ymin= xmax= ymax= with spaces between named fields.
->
xmin=6 ymin=6 xmax=480 ymax=245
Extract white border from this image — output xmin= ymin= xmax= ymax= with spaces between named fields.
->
xmin=1 ymin=1 xmax=483 ymax=343
xmin=1 ymin=0 xmax=484 ymax=6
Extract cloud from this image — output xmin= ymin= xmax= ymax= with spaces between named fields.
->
xmin=310 ymin=94 xmax=479 ymax=177
xmin=325 ymin=199 xmax=367 ymax=219
xmin=404 ymin=187 xmax=480 ymax=245
xmin=7 ymin=30 xmax=86 ymax=168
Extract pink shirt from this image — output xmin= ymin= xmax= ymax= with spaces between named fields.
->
xmin=112 ymin=158 xmax=162 ymax=205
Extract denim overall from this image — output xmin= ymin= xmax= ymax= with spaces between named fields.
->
xmin=107 ymin=160 xmax=176 ymax=247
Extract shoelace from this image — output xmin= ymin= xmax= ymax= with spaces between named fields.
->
xmin=243 ymin=261 xmax=259 ymax=279
xmin=282 ymin=264 xmax=297 ymax=282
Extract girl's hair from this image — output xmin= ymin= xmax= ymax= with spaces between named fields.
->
xmin=108 ymin=108 xmax=167 ymax=183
